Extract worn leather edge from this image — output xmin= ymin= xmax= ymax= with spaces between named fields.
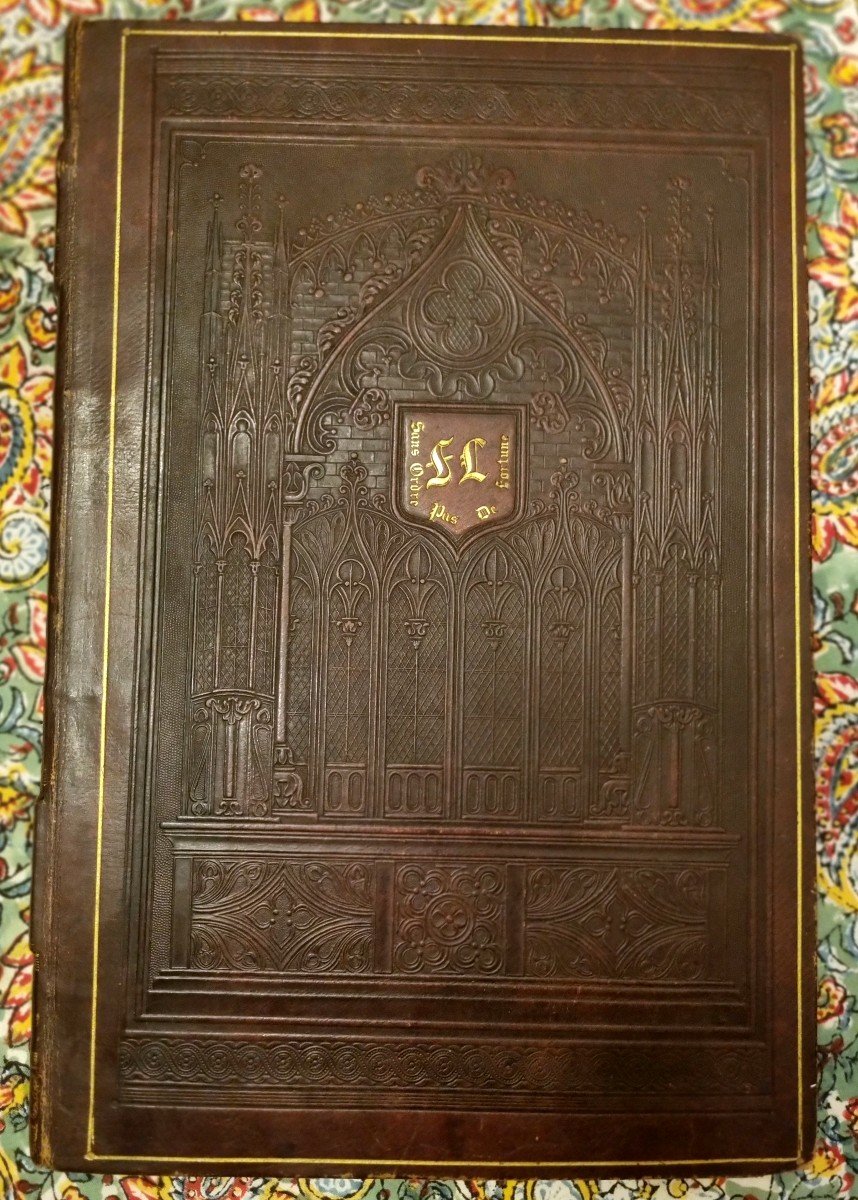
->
xmin=29 ymin=17 xmax=84 ymax=1168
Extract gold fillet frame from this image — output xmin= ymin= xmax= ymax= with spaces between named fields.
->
xmin=85 ymin=26 xmax=805 ymax=1168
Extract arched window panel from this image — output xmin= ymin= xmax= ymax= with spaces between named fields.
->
xmin=536 ymin=561 xmax=587 ymax=824
xmin=634 ymin=543 xmax=659 ymax=705
xmin=661 ymin=540 xmax=693 ymax=701
xmin=461 ymin=544 xmax=527 ymax=822
xmin=200 ymin=417 xmax=220 ymax=489
xmin=639 ymin=424 xmax=655 ymax=490
xmin=593 ymin=573 xmax=630 ymax=822
xmin=219 ymin=534 xmax=253 ymax=691
xmin=319 ymin=541 xmax=376 ymax=818
xmin=597 ymin=576 xmax=624 ymax=767
xmin=230 ymin=421 xmax=252 ymax=481
xmin=282 ymin=564 xmax=316 ymax=792
xmin=262 ymin=421 xmax=281 ymax=491
xmin=696 ymin=570 xmax=720 ymax=711
xmin=191 ymin=544 xmax=219 ymax=698
xmin=383 ymin=541 xmax=451 ymax=820
xmin=667 ymin=425 xmax=689 ymax=496
xmin=251 ymin=546 xmax=279 ymax=697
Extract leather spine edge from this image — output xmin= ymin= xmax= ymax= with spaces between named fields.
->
xmin=29 ymin=17 xmax=83 ymax=1169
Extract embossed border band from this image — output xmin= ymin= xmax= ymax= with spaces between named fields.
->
xmin=86 ymin=26 xmax=805 ymax=1169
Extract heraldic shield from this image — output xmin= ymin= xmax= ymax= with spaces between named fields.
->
xmin=394 ymin=404 xmax=525 ymax=545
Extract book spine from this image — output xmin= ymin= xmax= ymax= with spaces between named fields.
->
xmin=29 ymin=17 xmax=83 ymax=1168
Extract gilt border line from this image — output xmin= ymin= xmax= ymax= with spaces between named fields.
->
xmin=85 ymin=26 xmax=803 ymax=1168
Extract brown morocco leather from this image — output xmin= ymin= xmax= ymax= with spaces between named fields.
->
xmin=31 ymin=19 xmax=815 ymax=1176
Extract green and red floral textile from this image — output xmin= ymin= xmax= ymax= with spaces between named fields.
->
xmin=1 ymin=0 xmax=857 ymax=1196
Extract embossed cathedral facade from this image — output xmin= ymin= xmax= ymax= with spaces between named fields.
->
xmin=182 ymin=153 xmax=721 ymax=840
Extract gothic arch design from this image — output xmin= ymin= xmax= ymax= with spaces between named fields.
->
xmin=293 ymin=194 xmax=631 ymax=464
xmin=459 ymin=540 xmax=530 ymax=820
xmin=381 ymin=539 xmax=454 ymax=819
xmin=183 ymin=154 xmax=721 ymax=839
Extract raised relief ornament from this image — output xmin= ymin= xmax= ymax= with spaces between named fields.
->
xmin=33 ymin=23 xmax=812 ymax=1180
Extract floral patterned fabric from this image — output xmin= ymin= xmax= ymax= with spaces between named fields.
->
xmin=0 ymin=0 xmax=856 ymax=1197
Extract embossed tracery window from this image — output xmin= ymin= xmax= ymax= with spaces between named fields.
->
xmin=178 ymin=153 xmax=722 ymax=982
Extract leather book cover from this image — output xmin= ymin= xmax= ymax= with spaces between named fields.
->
xmin=31 ymin=19 xmax=814 ymax=1177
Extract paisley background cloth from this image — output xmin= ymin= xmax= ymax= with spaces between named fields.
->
xmin=0 ymin=0 xmax=857 ymax=1197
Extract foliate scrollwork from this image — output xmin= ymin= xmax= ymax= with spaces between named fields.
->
xmin=349 ymin=385 xmax=390 ymax=430
xmin=165 ymin=73 xmax=769 ymax=137
xmin=120 ymin=1034 xmax=769 ymax=1099
xmin=303 ymin=392 xmax=386 ymax=460
xmin=285 ymin=355 xmax=316 ymax=423
xmin=531 ymin=391 xmax=569 ymax=434
xmin=487 ymin=212 xmax=635 ymax=313
xmin=316 ymin=270 xmax=400 ymax=359
xmin=273 ymin=746 xmax=309 ymax=813
xmin=415 ymin=153 xmax=515 ymax=200
xmin=525 ymin=864 xmax=712 ymax=981
xmin=393 ymin=864 xmax=506 ymax=975
xmin=547 ymin=460 xmax=633 ymax=532
xmin=303 ymin=396 xmax=351 ymax=456
xmin=282 ymin=458 xmax=325 ymax=504
xmin=189 ymin=857 xmax=375 ymax=973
